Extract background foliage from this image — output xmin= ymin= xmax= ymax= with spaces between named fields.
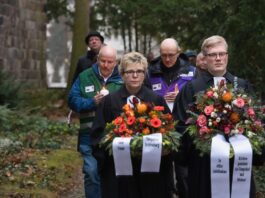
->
xmin=90 ymin=0 xmax=265 ymax=99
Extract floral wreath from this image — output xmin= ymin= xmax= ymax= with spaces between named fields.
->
xmin=99 ymin=99 xmax=181 ymax=157
xmin=186 ymin=79 xmax=265 ymax=156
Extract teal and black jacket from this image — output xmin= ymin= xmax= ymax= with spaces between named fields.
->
xmin=68 ymin=63 xmax=123 ymax=133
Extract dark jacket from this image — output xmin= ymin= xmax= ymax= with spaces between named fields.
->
xmin=172 ymin=71 xmax=261 ymax=198
xmin=72 ymin=50 xmax=98 ymax=84
xmin=91 ymin=85 xmax=173 ymax=198
xmin=147 ymin=55 xmax=196 ymax=95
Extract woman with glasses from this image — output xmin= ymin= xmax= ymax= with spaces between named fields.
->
xmin=91 ymin=52 xmax=174 ymax=198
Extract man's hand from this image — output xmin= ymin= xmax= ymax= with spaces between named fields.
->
xmin=164 ymin=91 xmax=179 ymax=103
xmin=94 ymin=92 xmax=104 ymax=105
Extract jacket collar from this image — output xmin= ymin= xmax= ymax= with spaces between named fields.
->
xmin=203 ymin=71 xmax=235 ymax=84
xmin=119 ymin=85 xmax=147 ymax=101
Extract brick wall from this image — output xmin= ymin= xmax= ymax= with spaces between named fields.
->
xmin=0 ymin=0 xmax=47 ymax=87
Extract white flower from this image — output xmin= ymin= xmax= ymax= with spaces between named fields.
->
xmin=223 ymin=110 xmax=227 ymax=114
xmin=224 ymin=104 xmax=231 ymax=109
xmin=244 ymin=120 xmax=250 ymax=124
xmin=211 ymin=112 xmax=217 ymax=118
xmin=213 ymin=92 xmax=218 ymax=98
xmin=216 ymin=117 xmax=221 ymax=122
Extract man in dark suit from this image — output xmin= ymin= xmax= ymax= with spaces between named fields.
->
xmin=172 ymin=35 xmax=257 ymax=198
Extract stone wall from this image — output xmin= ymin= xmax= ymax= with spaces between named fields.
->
xmin=0 ymin=0 xmax=47 ymax=87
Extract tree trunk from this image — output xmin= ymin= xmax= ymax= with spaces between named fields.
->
xmin=128 ymin=21 xmax=132 ymax=52
xmin=67 ymin=0 xmax=90 ymax=91
xmin=134 ymin=21 xmax=138 ymax=52
xmin=121 ymin=20 xmax=127 ymax=52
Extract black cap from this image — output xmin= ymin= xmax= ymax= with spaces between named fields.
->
xmin=85 ymin=31 xmax=104 ymax=44
xmin=184 ymin=50 xmax=197 ymax=57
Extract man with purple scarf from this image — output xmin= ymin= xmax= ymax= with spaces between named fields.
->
xmin=147 ymin=38 xmax=195 ymax=198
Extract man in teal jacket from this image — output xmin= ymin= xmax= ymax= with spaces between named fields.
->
xmin=68 ymin=45 xmax=123 ymax=198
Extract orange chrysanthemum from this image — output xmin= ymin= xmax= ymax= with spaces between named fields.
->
xmin=125 ymin=129 xmax=133 ymax=135
xmin=123 ymin=104 xmax=131 ymax=111
xmin=138 ymin=117 xmax=146 ymax=124
xmin=137 ymin=103 xmax=148 ymax=114
xmin=222 ymin=91 xmax=233 ymax=102
xmin=150 ymin=118 xmax=162 ymax=128
xmin=142 ymin=127 xmax=150 ymax=135
xmin=126 ymin=110 xmax=135 ymax=117
xmin=230 ymin=112 xmax=240 ymax=123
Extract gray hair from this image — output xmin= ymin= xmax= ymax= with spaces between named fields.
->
xmin=119 ymin=52 xmax=148 ymax=74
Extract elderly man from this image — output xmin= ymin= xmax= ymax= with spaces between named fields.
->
xmin=72 ymin=31 xmax=105 ymax=83
xmin=194 ymin=51 xmax=207 ymax=77
xmin=147 ymin=38 xmax=195 ymax=198
xmin=148 ymin=38 xmax=195 ymax=111
xmin=172 ymin=35 xmax=258 ymax=198
xmin=68 ymin=45 xmax=123 ymax=198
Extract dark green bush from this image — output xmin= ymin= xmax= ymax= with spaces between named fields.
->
xmin=0 ymin=70 xmax=25 ymax=108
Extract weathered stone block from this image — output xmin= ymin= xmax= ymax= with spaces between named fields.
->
xmin=0 ymin=16 xmax=3 ymax=25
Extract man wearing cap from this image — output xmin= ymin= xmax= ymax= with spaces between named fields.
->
xmin=72 ymin=31 xmax=105 ymax=84
xmin=185 ymin=50 xmax=197 ymax=66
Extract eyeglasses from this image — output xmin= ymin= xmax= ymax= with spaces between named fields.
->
xmin=124 ymin=69 xmax=145 ymax=76
xmin=206 ymin=52 xmax=228 ymax=59
xmin=161 ymin=53 xmax=178 ymax=59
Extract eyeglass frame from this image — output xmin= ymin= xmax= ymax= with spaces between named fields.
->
xmin=123 ymin=69 xmax=146 ymax=76
xmin=205 ymin=52 xmax=228 ymax=59
xmin=160 ymin=52 xmax=179 ymax=59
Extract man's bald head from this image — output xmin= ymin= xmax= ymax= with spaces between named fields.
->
xmin=160 ymin=38 xmax=181 ymax=68
xmin=97 ymin=45 xmax=117 ymax=78
xmin=98 ymin=45 xmax=117 ymax=60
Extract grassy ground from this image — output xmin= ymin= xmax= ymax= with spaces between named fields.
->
xmin=0 ymin=135 xmax=83 ymax=198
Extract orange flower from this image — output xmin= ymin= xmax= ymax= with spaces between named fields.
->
xmin=113 ymin=116 xmax=123 ymax=125
xmin=230 ymin=112 xmax=240 ymax=123
xmin=150 ymin=118 xmax=162 ymax=128
xmin=154 ymin=106 xmax=164 ymax=111
xmin=126 ymin=110 xmax=135 ymax=117
xmin=137 ymin=103 xmax=147 ymax=114
xmin=159 ymin=128 xmax=166 ymax=133
xmin=222 ymin=91 xmax=233 ymax=102
xmin=127 ymin=116 xmax=136 ymax=125
xmin=166 ymin=114 xmax=173 ymax=120
xmin=138 ymin=117 xmax=146 ymax=124
xmin=125 ymin=129 xmax=133 ymax=135
xmin=142 ymin=127 xmax=150 ymax=135
xmin=123 ymin=104 xmax=131 ymax=111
